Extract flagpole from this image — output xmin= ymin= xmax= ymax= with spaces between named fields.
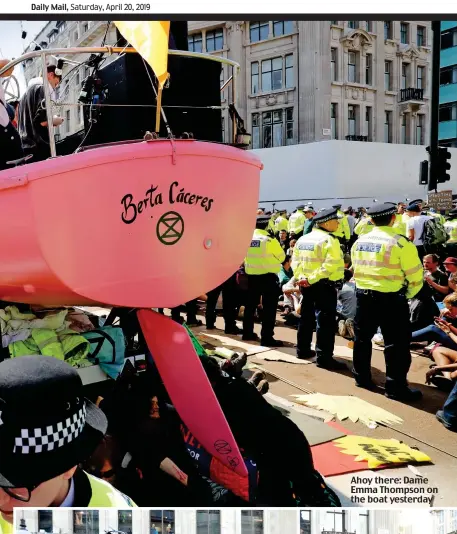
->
xmin=155 ymin=85 xmax=163 ymax=133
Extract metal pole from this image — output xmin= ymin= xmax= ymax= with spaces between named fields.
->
xmin=41 ymin=52 xmax=57 ymax=158
xmin=232 ymin=65 xmax=237 ymax=144
xmin=429 ymin=21 xmax=441 ymax=192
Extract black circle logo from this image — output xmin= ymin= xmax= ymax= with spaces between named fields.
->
xmin=156 ymin=211 xmax=184 ymax=246
xmin=214 ymin=439 xmax=232 ymax=455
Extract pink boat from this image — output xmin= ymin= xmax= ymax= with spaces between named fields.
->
xmin=0 ymin=139 xmax=261 ymax=307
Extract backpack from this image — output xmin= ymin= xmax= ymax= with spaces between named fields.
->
xmin=421 ymin=217 xmax=448 ymax=248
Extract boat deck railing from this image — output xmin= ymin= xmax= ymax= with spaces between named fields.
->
xmin=0 ymin=47 xmax=240 ymax=156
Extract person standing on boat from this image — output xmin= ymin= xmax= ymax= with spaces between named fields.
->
xmin=17 ymin=65 xmax=64 ymax=163
xmin=0 ymin=60 xmax=23 ymax=172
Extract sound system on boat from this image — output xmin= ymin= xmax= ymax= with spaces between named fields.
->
xmin=82 ymin=27 xmax=223 ymax=146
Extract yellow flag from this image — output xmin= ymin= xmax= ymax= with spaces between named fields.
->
xmin=333 ymin=436 xmax=431 ymax=469
xmin=115 ymin=21 xmax=170 ymax=88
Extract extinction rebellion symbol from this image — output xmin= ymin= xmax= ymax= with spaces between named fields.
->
xmin=156 ymin=211 xmax=185 ymax=246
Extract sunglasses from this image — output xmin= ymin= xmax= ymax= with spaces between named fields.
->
xmin=0 ymin=486 xmax=36 ymax=503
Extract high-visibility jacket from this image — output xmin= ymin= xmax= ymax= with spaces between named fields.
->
xmin=354 ymin=217 xmax=374 ymax=236
xmin=333 ymin=211 xmax=351 ymax=240
xmin=275 ymin=215 xmax=289 ymax=233
xmin=245 ymin=229 xmax=285 ymax=275
xmin=351 ymin=226 xmax=423 ymax=299
xmin=445 ymin=219 xmax=457 ymax=243
xmin=428 ymin=211 xmax=445 ymax=225
xmin=267 ymin=215 xmax=277 ymax=234
xmin=288 ymin=210 xmax=306 ymax=234
xmin=0 ymin=473 xmax=135 ymax=534
xmin=392 ymin=214 xmax=407 ymax=236
xmin=291 ymin=227 xmax=344 ymax=284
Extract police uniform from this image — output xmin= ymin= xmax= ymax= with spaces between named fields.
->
xmin=267 ymin=211 xmax=277 ymax=235
xmin=292 ymin=208 xmax=346 ymax=368
xmin=331 ymin=204 xmax=351 ymax=250
xmin=445 ymin=208 xmax=457 ymax=257
xmin=243 ymin=214 xmax=286 ymax=347
xmin=351 ymin=203 xmax=423 ymax=400
xmin=275 ymin=209 xmax=289 ymax=234
xmin=354 ymin=216 xmax=374 ymax=236
xmin=288 ymin=205 xmax=306 ymax=239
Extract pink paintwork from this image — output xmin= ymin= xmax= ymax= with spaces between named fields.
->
xmin=138 ymin=309 xmax=248 ymax=477
xmin=0 ymin=139 xmax=261 ymax=307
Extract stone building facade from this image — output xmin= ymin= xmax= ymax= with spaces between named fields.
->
xmin=188 ymin=20 xmax=432 ymax=147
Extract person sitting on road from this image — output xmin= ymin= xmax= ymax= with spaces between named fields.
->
xmin=426 ymin=362 xmax=457 ymax=432
xmin=337 ymin=269 xmax=356 ymax=340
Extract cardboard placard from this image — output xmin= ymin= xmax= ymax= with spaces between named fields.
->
xmin=428 ymin=190 xmax=453 ymax=211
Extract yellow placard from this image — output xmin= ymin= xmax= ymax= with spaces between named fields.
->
xmin=115 ymin=21 xmax=170 ymax=88
xmin=333 ymin=435 xmax=432 ymax=469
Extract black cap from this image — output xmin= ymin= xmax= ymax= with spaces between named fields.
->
xmin=296 ymin=204 xmax=305 ymax=210
xmin=367 ymin=203 xmax=397 ymax=218
xmin=406 ymin=203 xmax=421 ymax=212
xmin=411 ymin=198 xmax=423 ymax=204
xmin=332 ymin=203 xmax=342 ymax=209
xmin=256 ymin=214 xmax=271 ymax=224
xmin=314 ymin=208 xmax=341 ymax=224
xmin=449 ymin=208 xmax=457 ymax=217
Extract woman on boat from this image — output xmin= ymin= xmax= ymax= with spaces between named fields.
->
xmin=0 ymin=59 xmax=23 ymax=171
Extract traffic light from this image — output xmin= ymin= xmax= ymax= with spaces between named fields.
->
xmin=437 ymin=146 xmax=452 ymax=183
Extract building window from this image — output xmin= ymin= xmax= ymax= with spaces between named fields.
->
xmin=366 ymin=21 xmax=373 ymax=32
xmin=206 ymin=28 xmax=224 ymax=52
xmin=241 ymin=510 xmax=264 ymax=534
xmin=330 ymin=20 xmax=338 ymax=25
xmin=251 ymin=62 xmax=259 ymax=94
xmin=401 ymin=63 xmax=409 ymax=89
xmin=384 ymin=21 xmax=392 ymax=40
xmin=82 ymin=22 xmax=88 ymax=34
xmin=286 ymin=107 xmax=294 ymax=145
xmin=365 ymin=106 xmax=372 ymax=141
xmin=250 ymin=21 xmax=269 ymax=43
xmin=49 ymin=31 xmax=57 ymax=43
xmin=385 ymin=61 xmax=392 ymax=90
xmin=365 ymin=53 xmax=372 ymax=85
xmin=331 ymin=103 xmax=338 ymax=139
xmin=78 ymin=105 xmax=82 ymax=124
xmin=417 ymin=25 xmax=426 ymax=46
xmin=400 ymin=22 xmax=409 ymax=44
xmin=401 ymin=113 xmax=408 ymax=144
xmin=348 ymin=51 xmax=358 ymax=83
xmin=300 ymin=510 xmax=311 ymax=534
xmin=285 ymin=54 xmax=294 ymax=88
xmin=118 ymin=511 xmax=132 ymax=533
xmin=197 ymin=510 xmax=221 ymax=534
xmin=150 ymin=510 xmax=175 ymax=533
xmin=324 ymin=511 xmax=346 ymax=531
xmin=73 ymin=30 xmax=79 ymax=42
xmin=348 ymin=104 xmax=357 ymax=136
xmin=74 ymin=511 xmax=99 ymax=534
xmin=417 ymin=65 xmax=425 ymax=89
xmin=252 ymin=113 xmax=260 ymax=149
xmin=75 ymin=70 xmax=80 ymax=87
xmin=357 ymin=511 xmax=369 ymax=534
xmin=273 ymin=20 xmax=293 ymax=36
xmin=439 ymin=102 xmax=457 ymax=122
xmin=65 ymin=109 xmax=71 ymax=133
xmin=416 ymin=114 xmax=424 ymax=145
xmin=331 ymin=48 xmax=337 ymax=82
xmin=440 ymin=65 xmax=457 ymax=85
xmin=261 ymin=57 xmax=283 ymax=92
xmin=38 ymin=511 xmax=53 ymax=533
xmin=252 ymin=108 xmax=294 ymax=148
xmin=385 ymin=111 xmax=392 ymax=143
xmin=348 ymin=21 xmax=359 ymax=29
xmin=441 ymin=29 xmax=457 ymax=50
xmin=188 ymin=33 xmax=203 ymax=52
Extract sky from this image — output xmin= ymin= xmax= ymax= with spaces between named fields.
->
xmin=0 ymin=20 xmax=48 ymax=91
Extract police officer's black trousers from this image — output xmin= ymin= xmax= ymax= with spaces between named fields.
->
xmin=205 ymin=274 xmax=238 ymax=330
xmin=297 ymin=282 xmax=337 ymax=361
xmin=243 ymin=274 xmax=279 ymax=341
xmin=353 ymin=289 xmax=412 ymax=390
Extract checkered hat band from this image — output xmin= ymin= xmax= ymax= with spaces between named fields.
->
xmin=372 ymin=208 xmax=396 ymax=218
xmin=13 ymin=404 xmax=87 ymax=454
xmin=318 ymin=215 xmax=336 ymax=223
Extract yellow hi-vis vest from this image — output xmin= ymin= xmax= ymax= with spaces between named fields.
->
xmin=0 ymin=516 xmax=12 ymax=534
xmin=333 ymin=211 xmax=351 ymax=240
xmin=288 ymin=210 xmax=306 ymax=234
xmin=392 ymin=213 xmax=407 ymax=236
xmin=351 ymin=226 xmax=423 ymax=299
xmin=275 ymin=216 xmax=289 ymax=233
xmin=244 ymin=228 xmax=285 ymax=275
xmin=428 ymin=211 xmax=445 ymax=225
xmin=445 ymin=219 xmax=457 ymax=244
xmin=267 ymin=215 xmax=276 ymax=234
xmin=354 ymin=217 xmax=374 ymax=236
xmin=291 ymin=227 xmax=344 ymax=284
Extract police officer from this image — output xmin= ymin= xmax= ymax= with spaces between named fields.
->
xmin=243 ymin=214 xmax=285 ymax=347
xmin=292 ymin=208 xmax=346 ymax=369
xmin=351 ymin=203 xmax=424 ymax=401
xmin=332 ymin=203 xmax=351 ymax=249
xmin=288 ymin=204 xmax=306 ymax=240
xmin=274 ymin=209 xmax=289 ymax=235
xmin=445 ymin=208 xmax=457 ymax=257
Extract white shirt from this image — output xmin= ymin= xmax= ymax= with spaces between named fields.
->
xmin=60 ymin=477 xmax=75 ymax=507
xmin=0 ymin=83 xmax=9 ymax=127
xmin=346 ymin=215 xmax=356 ymax=235
xmin=407 ymin=214 xmax=431 ymax=246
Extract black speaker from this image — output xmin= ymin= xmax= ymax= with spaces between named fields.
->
xmin=83 ymin=51 xmax=222 ymax=145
